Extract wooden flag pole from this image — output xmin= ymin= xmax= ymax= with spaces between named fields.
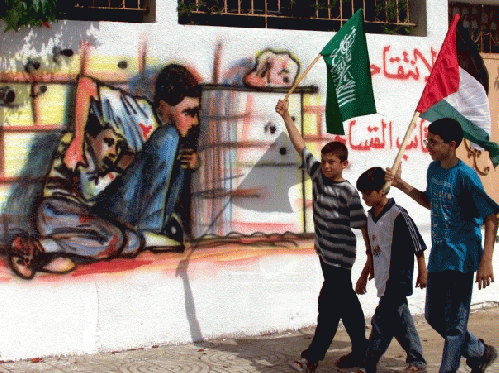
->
xmin=285 ymin=53 xmax=322 ymax=101
xmin=382 ymin=111 xmax=421 ymax=192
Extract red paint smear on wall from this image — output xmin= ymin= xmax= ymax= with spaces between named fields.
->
xmin=70 ymin=258 xmax=155 ymax=277
xmin=0 ymin=238 xmax=316 ymax=282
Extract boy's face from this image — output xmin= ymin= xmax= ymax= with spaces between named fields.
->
xmin=361 ymin=189 xmax=386 ymax=207
xmin=425 ymin=133 xmax=454 ymax=161
xmin=88 ymin=128 xmax=119 ymax=171
xmin=320 ymin=153 xmax=347 ymax=180
xmin=157 ymin=96 xmax=200 ymax=138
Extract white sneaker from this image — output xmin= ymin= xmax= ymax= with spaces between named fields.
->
xmin=142 ymin=231 xmax=184 ymax=252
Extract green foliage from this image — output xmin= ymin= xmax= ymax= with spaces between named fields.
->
xmin=178 ymin=0 xmax=223 ymax=24
xmin=0 ymin=0 xmax=66 ymax=32
xmin=375 ymin=0 xmax=412 ymax=35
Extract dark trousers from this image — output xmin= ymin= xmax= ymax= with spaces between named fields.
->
xmin=302 ymin=259 xmax=367 ymax=363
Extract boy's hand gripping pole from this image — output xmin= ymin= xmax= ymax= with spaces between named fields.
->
xmin=382 ymin=111 xmax=421 ymax=193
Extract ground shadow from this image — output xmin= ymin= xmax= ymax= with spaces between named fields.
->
xmin=175 ymin=247 xmax=204 ymax=342
xmin=192 ymin=329 xmax=413 ymax=372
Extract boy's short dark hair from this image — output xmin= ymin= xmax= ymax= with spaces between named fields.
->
xmin=321 ymin=141 xmax=348 ymax=162
xmin=427 ymin=118 xmax=464 ymax=147
xmin=154 ymin=64 xmax=201 ymax=108
xmin=356 ymin=167 xmax=386 ymax=192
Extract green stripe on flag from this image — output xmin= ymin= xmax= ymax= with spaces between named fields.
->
xmin=421 ymin=100 xmax=499 ymax=167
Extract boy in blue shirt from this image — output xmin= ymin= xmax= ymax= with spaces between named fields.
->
xmin=355 ymin=167 xmax=427 ymax=373
xmin=276 ymin=99 xmax=370 ymax=372
xmin=386 ymin=118 xmax=499 ymax=373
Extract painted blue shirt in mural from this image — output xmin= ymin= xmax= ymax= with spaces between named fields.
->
xmin=425 ymin=159 xmax=499 ymax=273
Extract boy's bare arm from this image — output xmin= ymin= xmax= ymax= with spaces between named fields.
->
xmin=360 ymin=225 xmax=374 ymax=277
xmin=476 ymin=213 xmax=498 ymax=290
xmin=275 ymin=99 xmax=305 ymax=155
xmin=356 ymin=226 xmax=374 ymax=295
xmin=356 ymin=254 xmax=373 ymax=295
xmin=385 ymin=167 xmax=430 ymax=209
xmin=415 ymin=252 xmax=427 ymax=289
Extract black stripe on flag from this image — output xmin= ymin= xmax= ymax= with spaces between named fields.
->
xmin=456 ymin=21 xmax=489 ymax=95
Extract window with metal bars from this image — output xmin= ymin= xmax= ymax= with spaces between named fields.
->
xmin=178 ymin=0 xmax=419 ymax=35
xmin=64 ymin=0 xmax=155 ymax=22
xmin=450 ymin=2 xmax=499 ymax=53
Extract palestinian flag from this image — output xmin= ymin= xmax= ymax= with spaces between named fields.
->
xmin=417 ymin=14 xmax=499 ymax=167
xmin=321 ymin=9 xmax=376 ymax=135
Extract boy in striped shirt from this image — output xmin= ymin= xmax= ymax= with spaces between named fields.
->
xmin=276 ymin=99 xmax=370 ymax=372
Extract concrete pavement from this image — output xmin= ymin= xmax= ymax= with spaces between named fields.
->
xmin=1 ymin=303 xmax=498 ymax=373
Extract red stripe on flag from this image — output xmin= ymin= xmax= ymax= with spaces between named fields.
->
xmin=416 ymin=15 xmax=461 ymax=114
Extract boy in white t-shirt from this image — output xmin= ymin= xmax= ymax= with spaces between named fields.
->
xmin=355 ymin=167 xmax=427 ymax=373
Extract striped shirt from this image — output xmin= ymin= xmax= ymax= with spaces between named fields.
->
xmin=303 ymin=148 xmax=367 ymax=270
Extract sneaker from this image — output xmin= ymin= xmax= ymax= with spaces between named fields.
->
xmin=336 ymin=351 xmax=364 ymax=368
xmin=468 ymin=343 xmax=498 ymax=373
xmin=142 ymin=231 xmax=185 ymax=253
xmin=289 ymin=357 xmax=318 ymax=373
xmin=8 ymin=235 xmax=45 ymax=279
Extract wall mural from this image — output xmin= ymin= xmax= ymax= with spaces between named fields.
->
xmin=0 ymin=40 xmax=436 ymax=280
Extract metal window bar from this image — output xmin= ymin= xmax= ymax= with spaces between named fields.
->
xmin=180 ymin=0 xmax=414 ymax=27
xmin=450 ymin=2 xmax=499 ymax=53
xmin=73 ymin=0 xmax=146 ymax=10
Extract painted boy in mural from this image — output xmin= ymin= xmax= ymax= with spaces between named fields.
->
xmin=8 ymin=64 xmax=201 ymax=279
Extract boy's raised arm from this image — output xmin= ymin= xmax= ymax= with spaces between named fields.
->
xmin=275 ymin=99 xmax=305 ymax=155
xmin=476 ymin=213 xmax=498 ymax=290
xmin=64 ymin=75 xmax=99 ymax=170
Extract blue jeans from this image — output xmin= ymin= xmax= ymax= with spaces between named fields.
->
xmin=425 ymin=271 xmax=484 ymax=373
xmin=38 ymin=198 xmax=142 ymax=258
xmin=362 ymin=294 xmax=426 ymax=373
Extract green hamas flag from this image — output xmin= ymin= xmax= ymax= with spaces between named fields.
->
xmin=321 ymin=9 xmax=376 ymax=134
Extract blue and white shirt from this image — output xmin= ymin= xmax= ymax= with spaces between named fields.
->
xmin=367 ymin=198 xmax=426 ymax=297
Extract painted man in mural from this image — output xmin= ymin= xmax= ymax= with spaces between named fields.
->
xmin=8 ymin=64 xmax=201 ymax=279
